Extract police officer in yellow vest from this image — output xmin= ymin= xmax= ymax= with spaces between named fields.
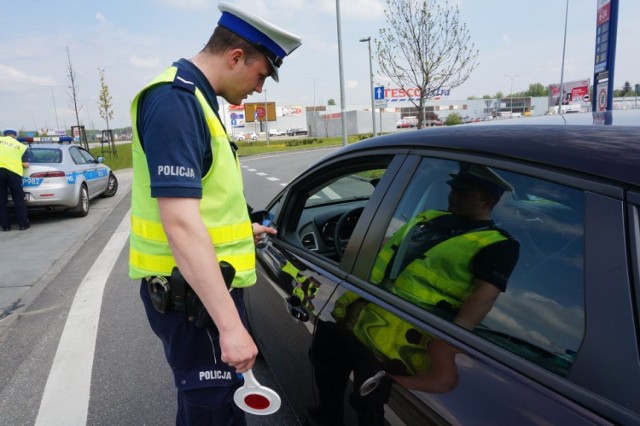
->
xmin=312 ymin=165 xmax=520 ymax=424
xmin=129 ymin=3 xmax=300 ymax=424
xmin=0 ymin=129 xmax=30 ymax=231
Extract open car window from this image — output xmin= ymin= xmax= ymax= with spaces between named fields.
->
xmin=275 ymin=157 xmax=392 ymax=263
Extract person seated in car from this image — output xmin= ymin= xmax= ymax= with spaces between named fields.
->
xmin=311 ymin=165 xmax=520 ymax=424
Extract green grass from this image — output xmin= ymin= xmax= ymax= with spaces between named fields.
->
xmin=92 ymin=134 xmax=375 ymax=172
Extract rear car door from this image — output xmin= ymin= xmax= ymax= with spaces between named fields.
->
xmin=326 ymin=151 xmax=640 ymax=424
xmin=68 ymin=146 xmax=93 ymax=194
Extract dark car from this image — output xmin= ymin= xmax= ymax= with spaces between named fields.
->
xmin=246 ymin=112 xmax=640 ymax=424
xmin=287 ymin=127 xmax=309 ymax=136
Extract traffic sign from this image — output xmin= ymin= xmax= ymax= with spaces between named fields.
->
xmin=374 ymin=99 xmax=388 ymax=108
xmin=374 ymin=86 xmax=385 ymax=100
xmin=597 ymin=86 xmax=607 ymax=112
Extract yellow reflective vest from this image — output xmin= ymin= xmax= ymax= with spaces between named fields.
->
xmin=336 ymin=211 xmax=509 ymax=373
xmin=371 ymin=210 xmax=507 ymax=310
xmin=0 ymin=136 xmax=27 ymax=176
xmin=129 ymin=66 xmax=256 ymax=287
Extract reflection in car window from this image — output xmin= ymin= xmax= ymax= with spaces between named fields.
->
xmin=371 ymin=157 xmax=585 ymax=377
xmin=69 ymin=147 xmax=86 ymax=165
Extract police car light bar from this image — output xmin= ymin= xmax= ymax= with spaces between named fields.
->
xmin=18 ymin=136 xmax=73 ymax=144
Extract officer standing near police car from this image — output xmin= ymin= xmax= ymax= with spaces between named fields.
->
xmin=129 ymin=3 xmax=300 ymax=424
xmin=0 ymin=129 xmax=30 ymax=231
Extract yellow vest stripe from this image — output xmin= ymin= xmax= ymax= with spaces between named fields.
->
xmin=131 ymin=215 xmax=253 ymax=244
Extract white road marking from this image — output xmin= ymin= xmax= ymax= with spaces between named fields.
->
xmin=35 ymin=211 xmax=131 ymax=426
xmin=256 ymin=172 xmax=267 ymax=176
xmin=267 ymin=177 xmax=280 ymax=181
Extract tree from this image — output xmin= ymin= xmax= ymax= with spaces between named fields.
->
xmin=444 ymin=112 xmax=463 ymax=126
xmin=495 ymin=91 xmax=504 ymax=99
xmin=376 ymin=0 xmax=479 ymax=129
xmin=525 ymin=83 xmax=548 ymax=97
xmin=97 ymin=68 xmax=116 ymax=157
xmin=327 ymin=98 xmax=336 ymax=106
xmin=65 ymin=46 xmax=88 ymax=149
xmin=621 ymin=81 xmax=633 ymax=97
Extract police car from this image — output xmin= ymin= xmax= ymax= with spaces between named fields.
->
xmin=11 ymin=137 xmax=118 ymax=217
xmin=246 ymin=110 xmax=640 ymax=425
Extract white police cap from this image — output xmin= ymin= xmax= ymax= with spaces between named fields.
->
xmin=218 ymin=2 xmax=302 ymax=82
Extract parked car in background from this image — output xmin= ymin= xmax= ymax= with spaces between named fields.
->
xmin=396 ymin=119 xmax=411 ymax=128
xmin=246 ymin=112 xmax=640 ymax=425
xmin=269 ymin=128 xmax=286 ymax=136
xmin=235 ymin=132 xmax=257 ymax=141
xmin=9 ymin=139 xmax=118 ymax=217
xmin=286 ymin=127 xmax=309 ymax=136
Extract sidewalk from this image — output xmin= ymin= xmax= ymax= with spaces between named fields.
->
xmin=0 ymin=169 xmax=132 ymax=340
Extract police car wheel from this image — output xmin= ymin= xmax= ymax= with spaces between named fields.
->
xmin=71 ymin=185 xmax=90 ymax=217
xmin=102 ymin=173 xmax=118 ymax=198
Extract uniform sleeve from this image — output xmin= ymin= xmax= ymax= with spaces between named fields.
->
xmin=139 ymin=84 xmax=208 ymax=198
xmin=471 ymin=238 xmax=520 ymax=292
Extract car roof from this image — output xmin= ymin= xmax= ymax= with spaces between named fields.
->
xmin=337 ymin=117 xmax=640 ymax=187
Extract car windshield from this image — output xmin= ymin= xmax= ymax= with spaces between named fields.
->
xmin=304 ymin=171 xmax=383 ymax=207
xmin=27 ymin=148 xmax=62 ymax=164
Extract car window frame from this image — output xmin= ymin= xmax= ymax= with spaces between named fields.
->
xmin=272 ymin=149 xmax=408 ymax=274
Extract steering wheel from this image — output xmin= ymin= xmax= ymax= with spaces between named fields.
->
xmin=334 ymin=206 xmax=364 ymax=258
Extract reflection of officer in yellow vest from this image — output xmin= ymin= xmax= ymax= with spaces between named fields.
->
xmin=331 ymin=165 xmax=520 ymax=395
xmin=281 ymin=260 xmax=320 ymax=311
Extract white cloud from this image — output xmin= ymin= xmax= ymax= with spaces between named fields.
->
xmin=156 ymin=0 xmax=214 ymax=10
xmin=95 ymin=12 xmax=107 ymax=25
xmin=129 ymin=55 xmax=161 ymax=69
xmin=347 ymin=80 xmax=359 ymax=90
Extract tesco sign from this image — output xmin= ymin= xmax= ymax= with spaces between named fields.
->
xmin=384 ymin=87 xmax=450 ymax=100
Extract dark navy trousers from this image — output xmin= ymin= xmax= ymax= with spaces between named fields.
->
xmin=140 ymin=281 xmax=248 ymax=425
xmin=0 ymin=168 xmax=29 ymax=229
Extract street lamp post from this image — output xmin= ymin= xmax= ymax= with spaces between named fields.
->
xmin=504 ymin=74 xmax=518 ymax=115
xmin=264 ymin=89 xmax=270 ymax=146
xmin=42 ymin=84 xmax=64 ymax=132
xmin=359 ymin=36 xmax=376 ymax=136
xmin=335 ymin=0 xmax=348 ymax=146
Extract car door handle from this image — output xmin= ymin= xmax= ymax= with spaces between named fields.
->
xmin=285 ymin=296 xmax=309 ymax=322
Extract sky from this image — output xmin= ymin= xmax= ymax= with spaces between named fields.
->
xmin=1 ymin=0 xmax=639 ymax=131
